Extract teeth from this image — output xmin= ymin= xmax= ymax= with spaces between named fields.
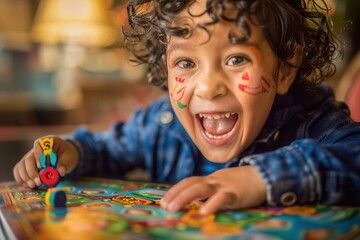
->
xmin=199 ymin=112 xmax=236 ymax=120
xmin=214 ymin=114 xmax=221 ymax=120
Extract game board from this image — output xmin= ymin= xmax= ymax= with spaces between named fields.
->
xmin=0 ymin=177 xmax=359 ymax=240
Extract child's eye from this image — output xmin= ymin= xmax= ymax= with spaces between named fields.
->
xmin=226 ymin=55 xmax=249 ymax=66
xmin=175 ymin=58 xmax=195 ymax=69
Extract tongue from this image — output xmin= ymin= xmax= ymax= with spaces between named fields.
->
xmin=202 ymin=114 xmax=238 ymax=135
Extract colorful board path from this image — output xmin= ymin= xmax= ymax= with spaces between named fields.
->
xmin=0 ymin=177 xmax=359 ymax=239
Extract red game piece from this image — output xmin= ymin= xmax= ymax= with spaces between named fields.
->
xmin=39 ymin=167 xmax=60 ymax=188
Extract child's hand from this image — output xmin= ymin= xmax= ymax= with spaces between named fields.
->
xmin=160 ymin=166 xmax=266 ymax=214
xmin=13 ymin=136 xmax=79 ymax=189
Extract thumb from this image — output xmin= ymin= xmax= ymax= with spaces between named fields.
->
xmin=56 ymin=141 xmax=80 ymax=177
xmin=57 ymin=164 xmax=67 ymax=177
xmin=57 ymin=155 xmax=78 ymax=176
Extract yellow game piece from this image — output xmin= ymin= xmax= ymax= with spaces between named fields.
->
xmin=39 ymin=138 xmax=54 ymax=156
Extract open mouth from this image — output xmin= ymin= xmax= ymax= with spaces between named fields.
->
xmin=197 ymin=112 xmax=239 ymax=140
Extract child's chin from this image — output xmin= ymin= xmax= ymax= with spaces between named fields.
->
xmin=200 ymin=150 xmax=237 ymax=163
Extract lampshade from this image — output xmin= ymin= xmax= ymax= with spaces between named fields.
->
xmin=31 ymin=0 xmax=117 ymax=47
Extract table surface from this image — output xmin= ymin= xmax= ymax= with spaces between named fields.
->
xmin=0 ymin=177 xmax=359 ymax=240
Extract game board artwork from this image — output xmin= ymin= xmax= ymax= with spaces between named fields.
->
xmin=0 ymin=178 xmax=360 ymax=240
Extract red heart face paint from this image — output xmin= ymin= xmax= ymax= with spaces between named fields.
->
xmin=171 ymin=77 xmax=187 ymax=109
xmin=242 ymin=72 xmax=250 ymax=80
xmin=238 ymin=71 xmax=275 ymax=95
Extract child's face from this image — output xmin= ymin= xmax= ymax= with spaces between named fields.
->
xmin=166 ymin=2 xmax=287 ymax=163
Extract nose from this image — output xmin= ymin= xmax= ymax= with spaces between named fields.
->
xmin=194 ymin=68 xmax=228 ymax=100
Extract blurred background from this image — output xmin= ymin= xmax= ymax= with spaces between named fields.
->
xmin=0 ymin=0 xmax=164 ymax=181
xmin=0 ymin=0 xmax=359 ymax=182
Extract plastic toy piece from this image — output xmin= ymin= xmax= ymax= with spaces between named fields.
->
xmin=38 ymin=137 xmax=60 ymax=188
xmin=39 ymin=167 xmax=60 ymax=188
xmin=44 ymin=188 xmax=67 ymax=209
xmin=39 ymin=151 xmax=57 ymax=169
xmin=39 ymin=138 xmax=54 ymax=157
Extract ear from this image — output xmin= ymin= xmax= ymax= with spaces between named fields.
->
xmin=276 ymin=45 xmax=303 ymax=95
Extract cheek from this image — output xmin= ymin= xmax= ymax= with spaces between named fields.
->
xmin=239 ymin=89 xmax=275 ymax=140
xmin=234 ymin=68 xmax=276 ymax=119
xmin=236 ymin=68 xmax=276 ymax=96
xmin=169 ymin=76 xmax=189 ymax=109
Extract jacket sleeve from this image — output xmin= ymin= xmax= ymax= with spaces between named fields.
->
xmin=63 ymin=98 xmax=166 ymax=179
xmin=240 ymin=102 xmax=360 ymax=206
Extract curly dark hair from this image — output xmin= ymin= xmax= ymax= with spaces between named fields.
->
xmin=123 ymin=0 xmax=341 ymax=89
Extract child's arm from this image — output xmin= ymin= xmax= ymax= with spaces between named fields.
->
xmin=161 ymin=166 xmax=267 ymax=214
xmin=13 ymin=136 xmax=79 ymax=188
xmin=240 ymin=138 xmax=360 ymax=207
xmin=161 ymin=110 xmax=360 ymax=213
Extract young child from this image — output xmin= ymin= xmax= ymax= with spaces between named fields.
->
xmin=13 ymin=0 xmax=360 ymax=215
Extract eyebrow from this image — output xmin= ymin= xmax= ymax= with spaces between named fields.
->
xmin=167 ymin=43 xmax=190 ymax=54
xmin=167 ymin=41 xmax=262 ymax=62
xmin=245 ymin=44 xmax=261 ymax=63
xmin=167 ymin=43 xmax=195 ymax=61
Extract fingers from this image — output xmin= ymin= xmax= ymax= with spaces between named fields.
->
xmin=57 ymin=165 xmax=67 ymax=177
xmin=34 ymin=136 xmax=78 ymax=176
xmin=13 ymin=162 xmax=24 ymax=186
xmin=56 ymin=140 xmax=79 ymax=176
xmin=200 ymin=192 xmax=236 ymax=215
xmin=13 ymin=135 xmax=74 ymax=189
xmin=161 ymin=177 xmax=214 ymax=212
xmin=160 ymin=167 xmax=267 ymax=214
xmin=33 ymin=139 xmax=45 ymax=168
xmin=13 ymin=151 xmax=41 ymax=188
xmin=24 ymin=152 xmax=42 ymax=186
xmin=161 ymin=177 xmax=237 ymax=215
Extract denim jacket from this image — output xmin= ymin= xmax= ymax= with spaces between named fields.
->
xmin=67 ymin=83 xmax=360 ymax=207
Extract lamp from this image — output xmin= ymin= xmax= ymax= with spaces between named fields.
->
xmin=31 ymin=0 xmax=117 ymax=48
xmin=30 ymin=0 xmax=118 ymax=109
